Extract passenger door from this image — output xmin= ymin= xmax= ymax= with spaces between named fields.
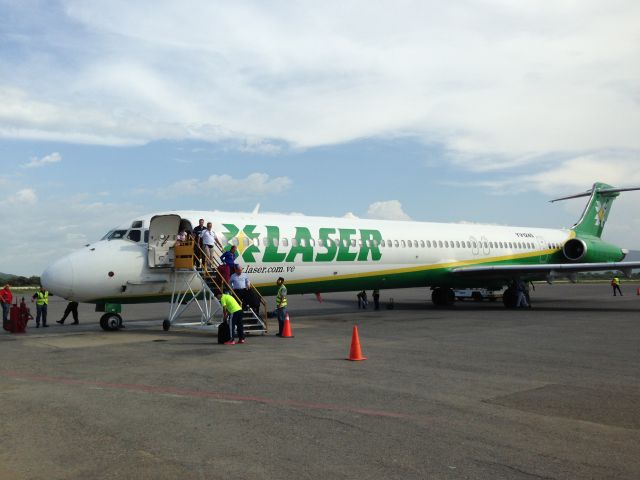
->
xmin=148 ymin=214 xmax=181 ymax=268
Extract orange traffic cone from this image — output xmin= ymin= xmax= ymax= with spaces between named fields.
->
xmin=347 ymin=325 xmax=367 ymax=361
xmin=281 ymin=313 xmax=294 ymax=338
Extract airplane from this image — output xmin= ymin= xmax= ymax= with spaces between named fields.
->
xmin=41 ymin=182 xmax=640 ymax=331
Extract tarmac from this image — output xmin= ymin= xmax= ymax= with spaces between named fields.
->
xmin=1 ymin=283 xmax=639 ymax=480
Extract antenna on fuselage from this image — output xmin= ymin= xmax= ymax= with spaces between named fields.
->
xmin=252 ymin=203 xmax=261 ymax=215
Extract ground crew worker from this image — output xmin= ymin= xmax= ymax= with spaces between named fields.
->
xmin=57 ymin=301 xmax=79 ymax=325
xmin=515 ymin=279 xmax=529 ymax=308
xmin=275 ymin=277 xmax=287 ymax=336
xmin=372 ymin=289 xmax=380 ymax=310
xmin=611 ymin=276 xmax=623 ymax=296
xmin=31 ymin=286 xmax=49 ymax=328
xmin=216 ymin=291 xmax=245 ymax=344
xmin=357 ymin=290 xmax=368 ymax=309
xmin=0 ymin=284 xmax=12 ymax=323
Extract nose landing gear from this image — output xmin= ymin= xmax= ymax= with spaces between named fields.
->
xmin=100 ymin=312 xmax=123 ymax=331
xmin=97 ymin=303 xmax=124 ymax=331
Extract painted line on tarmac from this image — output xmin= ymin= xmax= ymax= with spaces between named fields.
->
xmin=1 ymin=370 xmax=411 ymax=420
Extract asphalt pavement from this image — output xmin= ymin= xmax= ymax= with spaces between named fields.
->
xmin=1 ymin=283 xmax=639 ymax=479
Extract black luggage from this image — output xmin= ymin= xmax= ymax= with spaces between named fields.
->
xmin=217 ymin=319 xmax=231 ymax=344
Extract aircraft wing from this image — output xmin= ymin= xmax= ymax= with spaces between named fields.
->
xmin=451 ymin=261 xmax=640 ymax=280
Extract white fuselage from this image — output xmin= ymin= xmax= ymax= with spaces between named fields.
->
xmin=41 ymin=210 xmax=571 ymax=303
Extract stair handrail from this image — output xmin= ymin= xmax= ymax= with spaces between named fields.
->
xmin=193 ymin=235 xmax=269 ymax=329
xmin=192 ymin=241 xmax=242 ymax=303
xmin=213 ymin=240 xmax=269 ymax=326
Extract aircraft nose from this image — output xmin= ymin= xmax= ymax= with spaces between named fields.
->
xmin=41 ymin=257 xmax=74 ymax=299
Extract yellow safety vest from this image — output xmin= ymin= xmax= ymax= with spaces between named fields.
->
xmin=276 ymin=285 xmax=287 ymax=308
xmin=35 ymin=291 xmax=49 ymax=306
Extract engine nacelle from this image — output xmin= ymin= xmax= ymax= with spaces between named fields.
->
xmin=562 ymin=238 xmax=587 ymax=262
xmin=562 ymin=236 xmax=625 ymax=263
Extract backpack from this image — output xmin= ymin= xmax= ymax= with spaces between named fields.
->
xmin=217 ymin=319 xmax=231 ymax=344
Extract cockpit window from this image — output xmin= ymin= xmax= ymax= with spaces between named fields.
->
xmin=101 ymin=227 xmax=148 ymax=243
xmin=131 ymin=220 xmax=143 ymax=229
xmin=127 ymin=230 xmax=142 ymax=242
xmin=101 ymin=230 xmax=115 ymax=240
xmin=108 ymin=230 xmax=128 ymax=240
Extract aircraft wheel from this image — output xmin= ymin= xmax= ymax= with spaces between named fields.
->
xmin=100 ymin=313 xmax=122 ymax=331
xmin=162 ymin=320 xmax=171 ymax=331
xmin=431 ymin=288 xmax=442 ymax=305
xmin=502 ymin=288 xmax=517 ymax=308
xmin=432 ymin=288 xmax=454 ymax=306
xmin=444 ymin=288 xmax=455 ymax=305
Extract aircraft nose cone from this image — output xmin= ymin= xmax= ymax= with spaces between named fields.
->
xmin=41 ymin=257 xmax=74 ymax=299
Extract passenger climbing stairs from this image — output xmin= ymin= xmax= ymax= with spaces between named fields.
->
xmin=163 ymin=239 xmax=268 ymax=335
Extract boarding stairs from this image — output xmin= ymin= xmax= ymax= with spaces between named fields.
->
xmin=164 ymin=239 xmax=268 ymax=334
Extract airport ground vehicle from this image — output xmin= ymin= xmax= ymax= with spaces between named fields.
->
xmin=454 ymin=288 xmax=501 ymax=302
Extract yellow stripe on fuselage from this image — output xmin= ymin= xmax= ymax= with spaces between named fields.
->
xmin=252 ymin=247 xmax=564 ymax=288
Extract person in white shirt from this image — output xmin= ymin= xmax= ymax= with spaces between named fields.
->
xmin=230 ymin=266 xmax=251 ymax=311
xmin=199 ymin=222 xmax=220 ymax=268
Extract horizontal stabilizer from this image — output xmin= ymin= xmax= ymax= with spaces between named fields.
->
xmin=549 ymin=182 xmax=640 ymax=238
xmin=550 ymin=186 xmax=640 ymax=203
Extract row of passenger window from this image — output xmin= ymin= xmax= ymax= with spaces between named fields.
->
xmin=231 ymin=236 xmax=563 ymax=251
xmin=107 ymin=226 xmax=563 ymax=253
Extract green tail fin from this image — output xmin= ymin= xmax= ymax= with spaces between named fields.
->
xmin=570 ymin=182 xmax=618 ymax=238
xmin=551 ymin=182 xmax=640 ymax=238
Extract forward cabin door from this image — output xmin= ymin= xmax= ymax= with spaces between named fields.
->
xmin=148 ymin=214 xmax=181 ymax=268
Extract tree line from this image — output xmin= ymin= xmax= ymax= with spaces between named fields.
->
xmin=0 ymin=275 xmax=41 ymax=287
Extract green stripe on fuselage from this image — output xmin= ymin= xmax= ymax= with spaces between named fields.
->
xmin=91 ymin=250 xmax=564 ymax=304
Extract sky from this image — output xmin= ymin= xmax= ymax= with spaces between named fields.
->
xmin=0 ymin=0 xmax=639 ymax=276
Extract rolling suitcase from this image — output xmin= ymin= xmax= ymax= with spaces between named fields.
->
xmin=217 ymin=319 xmax=231 ymax=344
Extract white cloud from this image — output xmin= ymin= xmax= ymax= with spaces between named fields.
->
xmin=23 ymin=152 xmax=62 ymax=168
xmin=167 ymin=172 xmax=292 ymax=198
xmin=4 ymin=188 xmax=38 ymax=205
xmin=447 ymin=151 xmax=640 ymax=197
xmin=366 ymin=200 xmax=412 ymax=221
xmin=0 ymin=0 xmax=636 ymax=169
xmin=0 ymin=191 xmax=143 ymax=275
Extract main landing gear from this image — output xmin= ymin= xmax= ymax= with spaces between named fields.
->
xmin=431 ymin=287 xmax=455 ymax=306
xmin=502 ymin=287 xmax=517 ymax=308
xmin=99 ymin=312 xmax=123 ymax=331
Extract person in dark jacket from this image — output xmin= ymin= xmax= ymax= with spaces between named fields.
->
xmin=57 ymin=301 xmax=79 ymax=325
xmin=372 ymin=289 xmax=380 ymax=310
